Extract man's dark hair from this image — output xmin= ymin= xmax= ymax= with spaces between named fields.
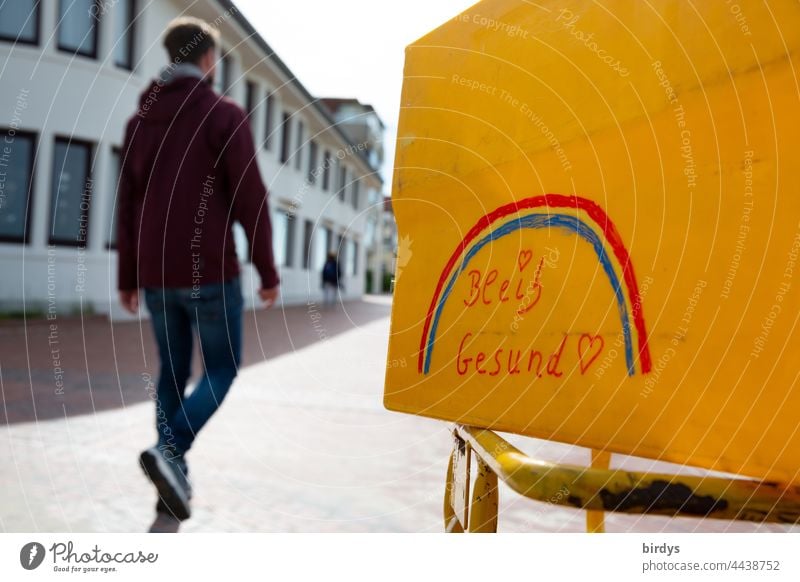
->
xmin=163 ymin=17 xmax=219 ymax=64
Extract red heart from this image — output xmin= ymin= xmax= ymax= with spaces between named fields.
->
xmin=578 ymin=334 xmax=604 ymax=374
xmin=518 ymin=250 xmax=532 ymax=272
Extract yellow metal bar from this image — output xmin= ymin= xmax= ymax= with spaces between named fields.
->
xmin=456 ymin=425 xmax=800 ymax=524
xmin=587 ymin=449 xmax=611 ymax=533
xmin=468 ymin=456 xmax=498 ymax=533
xmin=443 ymin=435 xmax=465 ymax=533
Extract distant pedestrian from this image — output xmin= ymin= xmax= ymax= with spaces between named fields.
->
xmin=116 ymin=17 xmax=280 ymax=529
xmin=321 ymin=252 xmax=342 ymax=308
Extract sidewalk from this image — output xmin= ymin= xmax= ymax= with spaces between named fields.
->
xmin=0 ymin=297 xmax=389 ymax=424
xmin=0 ymin=296 xmax=452 ymax=532
xmin=0 ymin=297 xmax=795 ymax=532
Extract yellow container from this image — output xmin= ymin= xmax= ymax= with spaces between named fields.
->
xmin=384 ymin=0 xmax=800 ymax=485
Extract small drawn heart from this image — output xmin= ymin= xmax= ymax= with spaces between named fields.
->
xmin=578 ymin=334 xmax=604 ymax=374
xmin=518 ymin=250 xmax=532 ymax=272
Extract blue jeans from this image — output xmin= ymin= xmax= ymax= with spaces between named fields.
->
xmin=144 ymin=277 xmax=243 ymax=458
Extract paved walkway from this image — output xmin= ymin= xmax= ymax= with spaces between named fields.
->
xmin=0 ymin=296 xmax=389 ymax=424
xmin=0 ymin=297 xmax=795 ymax=532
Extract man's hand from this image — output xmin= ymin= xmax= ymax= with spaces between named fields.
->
xmin=119 ymin=290 xmax=139 ymax=314
xmin=258 ymin=286 xmax=279 ymax=308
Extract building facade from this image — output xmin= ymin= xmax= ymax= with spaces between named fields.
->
xmin=0 ymin=0 xmax=383 ymax=317
xmin=320 ymin=98 xmax=389 ymax=293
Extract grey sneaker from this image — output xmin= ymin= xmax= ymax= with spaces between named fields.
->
xmin=155 ymin=457 xmax=192 ymax=516
xmin=139 ymin=447 xmax=191 ymax=521
xmin=175 ymin=457 xmax=192 ymax=500
xmin=148 ymin=511 xmax=181 ymax=533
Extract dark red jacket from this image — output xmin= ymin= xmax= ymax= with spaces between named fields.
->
xmin=117 ymin=76 xmax=279 ymax=291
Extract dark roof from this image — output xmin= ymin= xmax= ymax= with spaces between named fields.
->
xmin=320 ymin=97 xmax=361 ymax=109
xmin=319 ymin=98 xmax=386 ymax=129
xmin=214 ymin=0 xmax=382 ymax=184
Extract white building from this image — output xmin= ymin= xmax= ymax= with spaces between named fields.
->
xmin=320 ymin=97 xmax=389 ymax=293
xmin=0 ymin=0 xmax=384 ymax=316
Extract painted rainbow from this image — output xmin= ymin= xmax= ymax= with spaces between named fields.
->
xmin=418 ymin=194 xmax=652 ymax=377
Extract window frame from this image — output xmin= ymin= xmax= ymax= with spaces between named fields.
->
xmin=244 ymin=79 xmax=258 ymax=132
xmin=113 ymin=0 xmax=136 ymax=70
xmin=0 ymin=128 xmax=37 ymax=244
xmin=345 ymin=238 xmax=358 ymax=277
xmin=48 ymin=136 xmax=94 ymax=248
xmin=279 ymin=112 xmax=291 ymax=164
xmin=302 ymin=219 xmax=313 ymax=270
xmin=284 ymin=211 xmax=296 ymax=267
xmin=351 ymin=176 xmax=360 ymax=210
xmin=213 ymin=47 xmax=233 ymax=95
xmin=338 ymin=165 xmax=347 ymax=202
xmin=313 ymin=225 xmax=332 ymax=272
xmin=57 ymin=0 xmax=100 ymax=59
xmin=273 ymin=209 xmax=296 ymax=268
xmin=322 ymin=150 xmax=331 ymax=191
xmin=307 ymin=140 xmax=318 ymax=184
xmin=263 ymin=92 xmax=274 ymax=151
xmin=105 ymin=145 xmax=122 ymax=250
xmin=294 ymin=120 xmax=304 ymax=170
xmin=0 ymin=0 xmax=41 ymax=46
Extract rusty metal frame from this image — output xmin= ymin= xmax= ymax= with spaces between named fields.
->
xmin=445 ymin=425 xmax=800 ymax=533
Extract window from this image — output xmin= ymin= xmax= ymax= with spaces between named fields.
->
xmin=113 ymin=0 xmax=136 ymax=70
xmin=272 ymin=210 xmax=295 ymax=267
xmin=285 ymin=213 xmax=296 ymax=267
xmin=273 ymin=211 xmax=287 ymax=267
xmin=244 ymin=79 xmax=258 ymax=129
xmin=338 ymin=165 xmax=347 ymax=201
xmin=263 ymin=93 xmax=274 ymax=150
xmin=351 ymin=177 xmax=360 ymax=210
xmin=50 ymin=137 xmax=93 ymax=246
xmin=0 ymin=0 xmax=40 ymax=45
xmin=322 ymin=150 xmax=331 ymax=191
xmin=106 ymin=147 xmax=121 ymax=249
xmin=314 ymin=226 xmax=332 ymax=271
xmin=307 ymin=140 xmax=318 ymax=184
xmin=368 ymin=186 xmax=378 ymax=205
xmin=0 ymin=129 xmax=36 ymax=243
xmin=279 ymin=112 xmax=291 ymax=164
xmin=215 ymin=50 xmax=232 ymax=95
xmin=302 ymin=219 xmax=313 ymax=269
xmin=346 ymin=239 xmax=358 ymax=276
xmin=365 ymin=217 xmax=377 ymax=247
xmin=294 ymin=121 xmax=304 ymax=170
xmin=58 ymin=0 xmax=99 ymax=58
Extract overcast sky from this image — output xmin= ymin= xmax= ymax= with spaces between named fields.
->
xmin=234 ymin=0 xmax=478 ymax=187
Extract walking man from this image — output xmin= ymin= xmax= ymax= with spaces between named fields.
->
xmin=116 ymin=17 xmax=280 ymax=528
